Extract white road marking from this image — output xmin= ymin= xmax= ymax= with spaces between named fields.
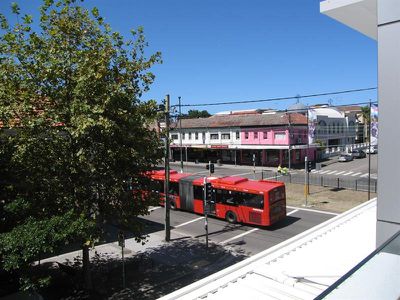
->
xmin=263 ymin=175 xmax=283 ymax=180
xmin=360 ymin=173 xmax=369 ymax=178
xmin=148 ymin=206 xmax=162 ymax=212
xmin=287 ymin=206 xmax=339 ymax=216
xmin=343 ymin=171 xmax=354 ymax=176
xmin=351 ymin=172 xmax=362 ymax=177
xmin=287 ymin=209 xmax=299 ymax=216
xmin=326 ymin=170 xmax=338 ymax=175
xmin=319 ymin=170 xmax=330 ymax=174
xmin=193 ymin=170 xmax=209 ymax=175
xmin=335 ymin=171 xmax=346 ymax=175
xmin=219 ymin=228 xmax=259 ymax=245
xmin=232 ymin=171 xmax=261 ymax=176
xmin=174 ymin=216 xmax=205 ymax=228
xmin=311 ymin=170 xmax=318 ymax=173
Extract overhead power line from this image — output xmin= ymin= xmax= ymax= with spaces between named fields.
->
xmin=173 ymin=87 xmax=377 ymax=108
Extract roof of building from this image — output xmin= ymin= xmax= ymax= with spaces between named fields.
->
xmin=160 ymin=199 xmax=377 ymax=300
xmin=288 ymin=102 xmax=308 ymax=112
xmin=173 ymin=113 xmax=307 ymax=129
xmin=312 ymin=107 xmax=343 ymax=118
xmin=336 ymin=105 xmax=362 ymax=112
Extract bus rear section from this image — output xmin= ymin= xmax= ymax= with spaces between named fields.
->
xmin=209 ymin=177 xmax=287 ymax=227
xmin=268 ymin=184 xmax=287 ymax=225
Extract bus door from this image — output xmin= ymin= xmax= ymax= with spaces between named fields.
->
xmin=179 ymin=175 xmax=203 ymax=212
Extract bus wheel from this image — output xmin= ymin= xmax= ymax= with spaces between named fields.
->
xmin=170 ymin=200 xmax=176 ymax=210
xmin=226 ymin=211 xmax=237 ymax=224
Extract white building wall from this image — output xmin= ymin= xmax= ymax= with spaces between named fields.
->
xmin=170 ymin=127 xmax=241 ymax=146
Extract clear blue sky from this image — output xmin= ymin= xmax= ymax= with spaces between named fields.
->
xmin=1 ymin=0 xmax=377 ymax=114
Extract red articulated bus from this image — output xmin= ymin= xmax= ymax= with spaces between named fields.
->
xmin=149 ymin=170 xmax=286 ymax=227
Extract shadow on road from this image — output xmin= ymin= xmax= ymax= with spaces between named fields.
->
xmin=40 ymin=238 xmax=247 ymax=299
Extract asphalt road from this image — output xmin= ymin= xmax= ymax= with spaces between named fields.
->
xmin=144 ymin=158 xmax=374 ymax=255
xmin=139 ymin=206 xmax=336 ymax=256
xmin=169 ymin=153 xmax=378 ymax=180
xmin=313 ymin=154 xmax=378 ymax=179
xmin=144 ymin=163 xmax=339 ymax=255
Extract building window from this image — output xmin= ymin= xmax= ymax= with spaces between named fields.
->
xmin=210 ymin=133 xmax=219 ymax=140
xmin=236 ymin=131 xmax=240 ymax=139
xmin=318 ymin=120 xmax=326 ymax=135
xmin=263 ymin=131 xmax=267 ymax=139
xmin=254 ymin=131 xmax=258 ymax=139
xmin=245 ymin=132 xmax=249 ymax=139
xmin=221 ymin=133 xmax=230 ymax=140
xmin=188 ymin=132 xmax=192 ymax=139
xmin=295 ymin=150 xmax=301 ymax=161
xmin=195 ymin=132 xmax=198 ymax=140
xmin=182 ymin=133 xmax=185 ymax=140
xmin=171 ymin=134 xmax=178 ymax=140
xmin=275 ymin=133 xmax=286 ymax=140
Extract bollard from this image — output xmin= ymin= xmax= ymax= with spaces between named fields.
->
xmin=337 ymin=178 xmax=340 ymax=189
xmin=355 ymin=180 xmax=358 ymax=191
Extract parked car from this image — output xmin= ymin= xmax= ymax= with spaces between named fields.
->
xmin=350 ymin=149 xmax=366 ymax=159
xmin=366 ymin=146 xmax=378 ymax=154
xmin=338 ymin=153 xmax=354 ymax=162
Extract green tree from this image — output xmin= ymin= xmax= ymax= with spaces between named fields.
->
xmin=185 ymin=109 xmax=211 ymax=118
xmin=0 ymin=0 xmax=162 ymax=291
xmin=361 ymin=106 xmax=370 ymax=142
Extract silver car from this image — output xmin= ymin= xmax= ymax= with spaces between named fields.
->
xmin=338 ymin=153 xmax=354 ymax=162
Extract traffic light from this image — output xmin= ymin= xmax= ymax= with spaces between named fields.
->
xmin=210 ymin=163 xmax=215 ymax=174
xmin=307 ymin=161 xmax=313 ymax=172
xmin=206 ymin=163 xmax=215 ymax=174
xmin=205 ymin=182 xmax=212 ymax=202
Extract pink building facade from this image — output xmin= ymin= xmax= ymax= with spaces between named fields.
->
xmin=240 ymin=127 xmax=315 ymax=167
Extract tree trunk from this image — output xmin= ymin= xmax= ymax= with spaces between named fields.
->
xmin=82 ymin=244 xmax=92 ymax=290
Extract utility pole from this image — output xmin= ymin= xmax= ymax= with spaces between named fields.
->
xmin=368 ymin=99 xmax=372 ymax=200
xmin=253 ymin=153 xmax=256 ymax=179
xmin=304 ymin=156 xmax=308 ymax=206
xmin=203 ymin=177 xmax=210 ymax=252
xmin=118 ymin=231 xmax=126 ymax=289
xmin=288 ymin=111 xmax=292 ymax=171
xmin=164 ymin=94 xmax=171 ymax=242
xmin=178 ymin=96 xmax=183 ymax=173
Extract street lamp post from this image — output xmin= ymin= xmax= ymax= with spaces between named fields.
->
xmin=178 ymin=96 xmax=183 ymax=173
xmin=164 ymin=95 xmax=171 ymax=242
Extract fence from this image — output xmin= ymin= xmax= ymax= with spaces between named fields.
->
xmin=262 ymin=170 xmax=377 ymax=193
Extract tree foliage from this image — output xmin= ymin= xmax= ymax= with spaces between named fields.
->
xmin=0 ymin=0 xmax=162 ymax=290
xmin=184 ymin=110 xmax=211 ymax=119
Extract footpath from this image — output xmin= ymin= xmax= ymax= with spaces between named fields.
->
xmin=36 ymin=221 xmax=245 ymax=299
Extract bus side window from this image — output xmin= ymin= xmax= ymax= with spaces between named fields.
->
xmin=215 ymin=189 xmax=242 ymax=206
xmin=243 ymin=193 xmax=264 ymax=209
xmin=152 ymin=180 xmax=163 ymax=193
xmin=215 ymin=189 xmax=224 ymax=203
xmin=193 ymin=186 xmax=204 ymax=199
xmin=169 ymin=182 xmax=180 ymax=196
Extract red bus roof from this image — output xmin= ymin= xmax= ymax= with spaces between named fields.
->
xmin=212 ymin=176 xmax=284 ymax=193
xmin=151 ymin=170 xmax=192 ymax=182
xmin=149 ymin=170 xmax=284 ymax=193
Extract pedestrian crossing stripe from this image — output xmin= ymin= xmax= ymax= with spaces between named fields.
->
xmin=309 ymin=169 xmax=377 ymax=178
xmin=351 ymin=172 xmax=362 ymax=177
